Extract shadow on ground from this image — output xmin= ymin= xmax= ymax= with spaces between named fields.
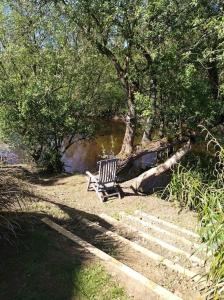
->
xmin=0 ymin=166 xmax=130 ymax=300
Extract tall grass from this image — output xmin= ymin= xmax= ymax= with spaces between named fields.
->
xmin=164 ymin=164 xmax=203 ymax=209
xmin=164 ymin=127 xmax=224 ymax=299
xmin=0 ymin=167 xmax=26 ymax=243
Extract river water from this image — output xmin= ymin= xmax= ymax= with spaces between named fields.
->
xmin=62 ymin=120 xmax=126 ymax=173
xmin=0 ymin=119 xmax=138 ymax=173
xmin=1 ymin=118 xmax=210 ymax=183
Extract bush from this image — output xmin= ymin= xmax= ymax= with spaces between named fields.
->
xmin=164 ymin=128 xmax=224 ymax=299
xmin=0 ymin=168 xmax=26 ymax=243
xmin=39 ymin=148 xmax=64 ymax=173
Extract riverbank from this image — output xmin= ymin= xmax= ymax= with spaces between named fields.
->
xmin=0 ymin=164 xmax=200 ymax=299
xmin=10 ymin=164 xmax=197 ymax=230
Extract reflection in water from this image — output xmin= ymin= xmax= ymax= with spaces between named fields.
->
xmin=62 ymin=116 xmax=213 ymax=177
xmin=62 ymin=120 xmax=125 ymax=173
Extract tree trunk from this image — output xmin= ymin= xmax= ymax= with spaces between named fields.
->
xmin=207 ymin=60 xmax=219 ymax=101
xmin=158 ymin=118 xmax=165 ymax=139
xmin=123 ymin=140 xmax=191 ymax=191
xmin=142 ymin=77 xmax=157 ymax=145
xmin=141 ymin=116 xmax=154 ymax=144
xmin=31 ymin=145 xmax=43 ymax=162
xmin=94 ymin=42 xmax=137 ymax=156
xmin=120 ymin=85 xmax=136 ymax=156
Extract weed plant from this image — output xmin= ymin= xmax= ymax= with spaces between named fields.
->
xmin=164 ymin=127 xmax=224 ymax=299
xmin=0 ymin=168 xmax=24 ymax=242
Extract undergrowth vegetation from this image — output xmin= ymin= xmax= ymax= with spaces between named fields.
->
xmin=0 ymin=168 xmax=26 ymax=242
xmin=164 ymin=128 xmax=224 ymax=299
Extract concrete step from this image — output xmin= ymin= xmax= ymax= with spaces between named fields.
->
xmin=98 ymin=213 xmax=205 ymax=299
xmin=121 ymin=212 xmax=206 ymax=263
xmin=135 ymin=210 xmax=200 ymax=239
xmin=99 ymin=214 xmax=203 ymax=272
xmin=42 ymin=217 xmax=183 ymax=300
xmin=134 ymin=210 xmax=210 ymax=257
xmin=102 ymin=213 xmax=204 ymax=267
xmin=134 ymin=211 xmax=201 ymax=248
xmin=73 ymin=213 xmax=200 ymax=281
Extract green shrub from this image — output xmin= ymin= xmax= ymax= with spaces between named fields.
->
xmin=0 ymin=171 xmax=25 ymax=243
xmin=165 ymin=128 xmax=224 ymax=298
xmin=164 ymin=164 xmax=203 ymax=209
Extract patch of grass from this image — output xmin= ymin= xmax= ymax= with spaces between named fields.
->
xmin=0 ymin=222 xmax=128 ymax=300
xmin=111 ymin=212 xmax=120 ymax=220
xmin=106 ymin=247 xmax=120 ymax=258
xmin=124 ymin=208 xmax=134 ymax=216
xmin=75 ymin=264 xmax=127 ymax=299
xmin=28 ymin=201 xmax=70 ymax=220
xmin=163 ymin=164 xmax=203 ymax=209
xmin=136 ymin=201 xmax=147 ymax=212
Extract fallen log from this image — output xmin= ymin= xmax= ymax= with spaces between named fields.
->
xmin=122 ymin=140 xmax=191 ymax=192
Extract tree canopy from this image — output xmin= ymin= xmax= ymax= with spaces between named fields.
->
xmin=0 ymin=0 xmax=223 ymax=168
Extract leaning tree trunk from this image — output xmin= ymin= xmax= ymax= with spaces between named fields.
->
xmin=123 ymin=140 xmax=191 ymax=191
xmin=120 ymin=85 xmax=136 ymax=156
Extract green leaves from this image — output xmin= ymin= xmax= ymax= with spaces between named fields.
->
xmin=0 ymin=0 xmax=124 ymax=170
xmin=135 ymin=92 xmax=152 ymax=118
xmin=1 ymin=0 xmax=224 ymax=167
xmin=165 ymin=130 xmax=224 ymax=298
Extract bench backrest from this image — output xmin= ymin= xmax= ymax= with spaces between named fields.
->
xmin=98 ymin=158 xmax=118 ymax=184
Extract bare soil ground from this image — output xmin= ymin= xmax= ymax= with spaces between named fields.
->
xmin=22 ymin=166 xmax=198 ymax=231
xmin=1 ymin=164 xmax=203 ymax=299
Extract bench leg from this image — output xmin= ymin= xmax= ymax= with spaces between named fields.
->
xmin=95 ymin=185 xmax=103 ymax=202
xmin=87 ymin=178 xmax=95 ymax=191
xmin=87 ymin=178 xmax=121 ymax=201
xmin=118 ymin=191 xmax=121 ymax=199
xmin=87 ymin=177 xmax=91 ymax=191
xmin=117 ymin=185 xmax=122 ymax=199
xmin=96 ymin=191 xmax=105 ymax=202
